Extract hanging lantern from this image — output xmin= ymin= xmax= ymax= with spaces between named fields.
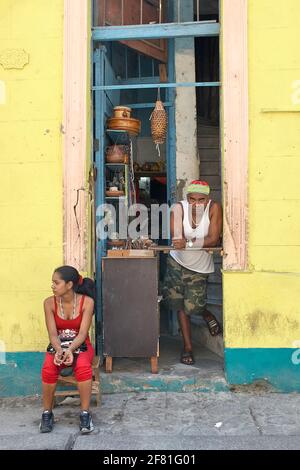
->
xmin=150 ymin=98 xmax=168 ymax=150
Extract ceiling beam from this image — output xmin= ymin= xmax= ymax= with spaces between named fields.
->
xmin=92 ymin=21 xmax=220 ymax=41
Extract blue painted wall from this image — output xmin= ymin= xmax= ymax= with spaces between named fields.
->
xmin=0 ymin=353 xmax=44 ymax=397
xmin=2 ymin=349 xmax=300 ymax=397
xmin=225 ymin=348 xmax=300 ymax=392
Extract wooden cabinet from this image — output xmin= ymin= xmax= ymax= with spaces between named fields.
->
xmin=102 ymin=255 xmax=159 ymax=373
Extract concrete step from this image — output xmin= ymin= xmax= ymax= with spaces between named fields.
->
xmin=202 ymin=175 xmax=221 ymax=190
xmin=197 ymin=136 xmax=219 ymax=148
xmin=198 ymin=125 xmax=219 ymax=136
xmin=101 ymin=335 xmax=228 ymax=394
xmin=192 ymin=321 xmax=224 ymax=359
xmin=200 ymin=161 xmax=220 ymax=176
xmin=198 ymin=148 xmax=220 ymax=161
xmin=208 ymin=190 xmax=222 ymax=202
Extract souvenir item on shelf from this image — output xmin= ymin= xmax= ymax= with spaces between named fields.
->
xmin=107 ymin=232 xmax=126 ymax=249
xmin=150 ymin=162 xmax=160 ymax=172
xmin=110 ymin=232 xmax=119 ymax=240
xmin=128 ymin=237 xmax=157 ymax=250
xmin=133 ymin=162 xmax=140 ymax=172
xmin=106 ymin=190 xmax=125 ymax=197
xmin=157 ymin=159 xmax=166 ymax=172
xmin=107 ymin=239 xmax=126 ymax=248
xmin=150 ymin=90 xmax=168 ymax=157
xmin=107 ymin=106 xmax=141 ymax=136
xmin=150 ymin=99 xmax=168 ymax=145
xmin=107 ymin=169 xmax=125 ymax=192
xmin=142 ymin=162 xmax=151 ymax=171
xmin=106 ymin=144 xmax=128 ymax=163
xmin=112 ymin=106 xmax=132 ymax=119
xmin=107 ymin=116 xmax=141 ymax=135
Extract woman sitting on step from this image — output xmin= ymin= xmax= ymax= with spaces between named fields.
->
xmin=40 ymin=266 xmax=95 ymax=434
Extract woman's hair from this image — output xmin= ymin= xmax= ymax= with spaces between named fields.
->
xmin=54 ymin=265 xmax=96 ymax=300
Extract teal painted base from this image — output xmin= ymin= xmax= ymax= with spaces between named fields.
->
xmin=225 ymin=348 xmax=300 ymax=392
xmin=0 ymin=353 xmax=44 ymax=397
xmin=2 ymin=349 xmax=300 ymax=397
xmin=0 ymin=352 xmax=229 ymax=397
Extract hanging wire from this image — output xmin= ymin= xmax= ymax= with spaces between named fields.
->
xmin=129 ymin=139 xmax=136 ymax=204
xmin=156 ymin=143 xmax=161 ymax=158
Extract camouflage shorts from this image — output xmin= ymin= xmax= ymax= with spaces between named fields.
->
xmin=162 ymin=255 xmax=208 ymax=316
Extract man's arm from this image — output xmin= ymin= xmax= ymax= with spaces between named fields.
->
xmin=203 ymin=203 xmax=223 ymax=247
xmin=170 ymin=203 xmax=186 ymax=250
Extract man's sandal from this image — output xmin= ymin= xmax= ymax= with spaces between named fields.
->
xmin=204 ymin=314 xmax=222 ymax=336
xmin=180 ymin=351 xmax=195 ymax=365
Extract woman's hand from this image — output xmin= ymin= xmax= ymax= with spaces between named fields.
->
xmin=62 ymin=349 xmax=74 ymax=366
xmin=54 ymin=349 xmax=64 ymax=366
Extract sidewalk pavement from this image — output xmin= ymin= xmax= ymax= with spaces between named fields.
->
xmin=1 ymin=390 xmax=300 ymax=450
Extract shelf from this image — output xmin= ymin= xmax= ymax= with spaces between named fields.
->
xmin=105 ymin=162 xmax=128 ymax=166
xmin=134 ymin=172 xmax=166 ymax=178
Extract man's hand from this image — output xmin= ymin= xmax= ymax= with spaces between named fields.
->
xmin=172 ymin=238 xmax=186 ymax=250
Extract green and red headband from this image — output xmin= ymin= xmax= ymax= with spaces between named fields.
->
xmin=187 ymin=180 xmax=210 ymax=195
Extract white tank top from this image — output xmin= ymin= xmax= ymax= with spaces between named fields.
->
xmin=170 ymin=199 xmax=214 ymax=273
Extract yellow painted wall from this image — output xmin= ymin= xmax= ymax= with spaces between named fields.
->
xmin=0 ymin=0 xmax=64 ymax=351
xmin=223 ymin=0 xmax=300 ymax=348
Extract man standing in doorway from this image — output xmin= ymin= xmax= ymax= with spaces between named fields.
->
xmin=163 ymin=180 xmax=223 ymax=365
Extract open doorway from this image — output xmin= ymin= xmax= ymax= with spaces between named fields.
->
xmin=191 ymin=2 xmax=223 ymax=357
xmin=92 ymin=0 xmax=224 ymax=386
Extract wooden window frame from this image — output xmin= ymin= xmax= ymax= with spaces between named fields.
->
xmin=63 ymin=0 xmax=89 ymax=270
xmin=222 ymin=0 xmax=248 ymax=270
xmin=63 ymin=0 xmax=248 ymax=272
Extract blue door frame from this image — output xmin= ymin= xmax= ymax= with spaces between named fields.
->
xmin=93 ymin=22 xmax=220 ymax=360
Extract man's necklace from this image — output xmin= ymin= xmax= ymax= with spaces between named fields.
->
xmin=59 ymin=293 xmax=77 ymax=319
xmin=191 ymin=203 xmax=208 ymax=227
xmin=191 ymin=212 xmax=201 ymax=227
xmin=191 ymin=216 xmax=200 ymax=227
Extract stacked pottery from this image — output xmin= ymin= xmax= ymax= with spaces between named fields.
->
xmin=106 ymin=145 xmax=128 ymax=163
xmin=107 ymin=106 xmax=141 ymax=136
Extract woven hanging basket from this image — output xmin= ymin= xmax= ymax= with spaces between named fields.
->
xmin=150 ymin=100 xmax=168 ymax=145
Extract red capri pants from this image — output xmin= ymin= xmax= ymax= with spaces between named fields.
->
xmin=41 ymin=342 xmax=94 ymax=384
